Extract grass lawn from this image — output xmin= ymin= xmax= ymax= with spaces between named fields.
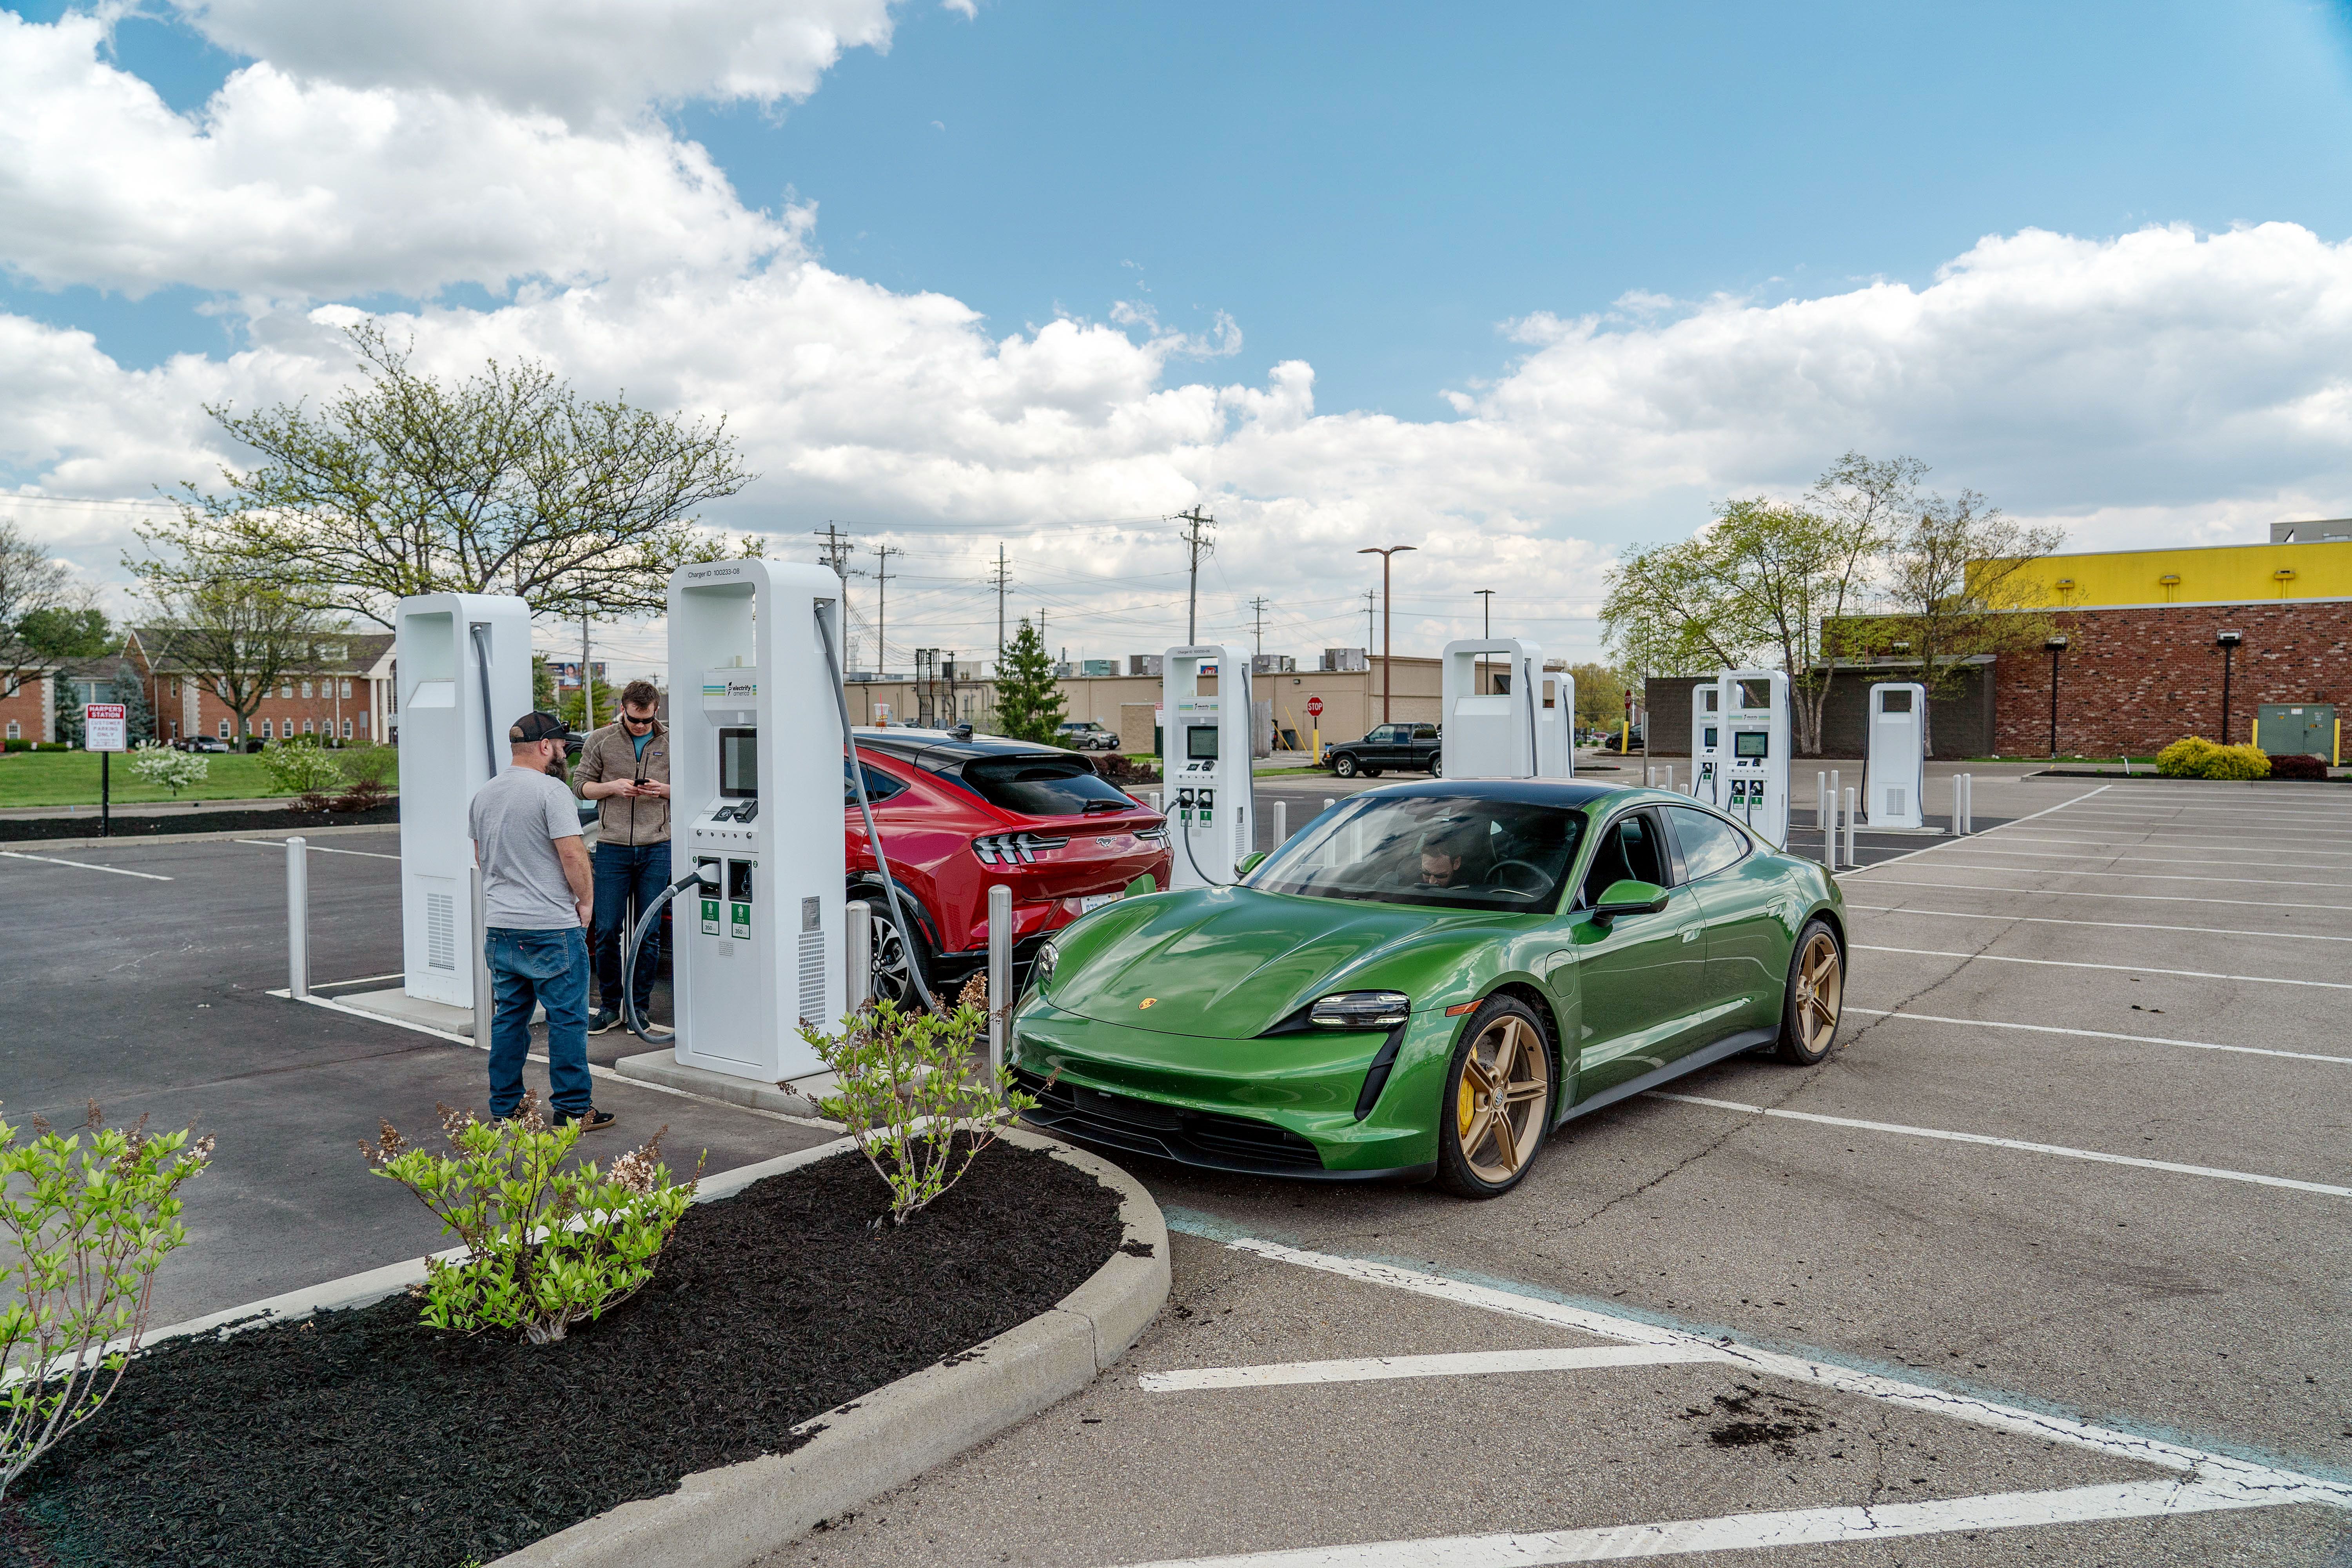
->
xmin=0 ymin=749 xmax=400 ymax=808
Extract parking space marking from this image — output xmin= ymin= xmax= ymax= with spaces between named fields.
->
xmin=1139 ymin=1344 xmax=1722 ymax=1392
xmin=1850 ymin=877 xmax=2352 ymax=913
xmin=1901 ymin=860 xmax=2350 ymax=890
xmin=1830 ymin=785 xmax=2111 ymax=874
xmin=1115 ymin=1479 xmax=2293 ymax=1567
xmin=235 ymin=838 xmax=400 ymax=860
xmin=1844 ymin=1007 xmax=2352 ymax=1066
xmin=1649 ymin=1093 xmax=2352 ymax=1197
xmin=1848 ymin=902 xmax=2352 ymax=944
xmin=0 ymin=849 xmax=172 ymax=880
xmin=1855 ymin=943 xmax=2352 ymax=992
xmin=1930 ymin=846 xmax=2345 ymax=872
xmin=1963 ymin=832 xmax=2352 ymax=860
xmin=1169 ymin=1221 xmax=2352 ymax=1501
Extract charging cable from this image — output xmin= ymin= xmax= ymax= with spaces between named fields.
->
xmin=814 ymin=607 xmax=935 ymax=1010
xmin=619 ymin=862 xmax=717 ymax=1045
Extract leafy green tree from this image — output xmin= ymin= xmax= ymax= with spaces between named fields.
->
xmin=138 ymin=575 xmax=332 ymax=743
xmin=1567 ymin=662 xmax=1629 ymax=731
xmin=0 ymin=519 xmax=73 ymax=681
xmin=133 ymin=320 xmax=759 ymax=628
xmin=13 ymin=606 xmax=114 ymax=661
xmin=991 ymin=617 xmax=1066 ymax=743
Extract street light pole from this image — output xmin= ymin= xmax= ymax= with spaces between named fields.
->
xmin=2043 ymin=634 xmax=2068 ymax=757
xmin=1358 ymin=546 xmax=1416 ymax=723
xmin=2216 ymin=630 xmax=2242 ymax=743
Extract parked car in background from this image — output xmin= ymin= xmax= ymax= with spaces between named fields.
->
xmin=845 ymin=729 xmax=1171 ymax=1004
xmin=1323 ymin=722 xmax=1442 ymax=779
xmin=175 ymin=735 xmax=231 ymax=753
xmin=1056 ymin=719 xmax=1122 ymax=752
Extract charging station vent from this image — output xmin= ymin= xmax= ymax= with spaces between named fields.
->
xmin=797 ymin=930 xmax=825 ymax=1027
xmin=1886 ymin=787 xmax=1906 ymax=818
xmin=425 ymin=889 xmax=456 ymax=971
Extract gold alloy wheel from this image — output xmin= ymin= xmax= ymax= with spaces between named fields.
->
xmin=1793 ymin=929 xmax=1843 ymax=1053
xmin=1455 ymin=1014 xmax=1549 ymax=1183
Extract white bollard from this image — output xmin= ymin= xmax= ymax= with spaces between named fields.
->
xmin=1323 ymin=797 xmax=1336 ymax=813
xmin=1815 ymin=773 xmax=1830 ymax=865
xmin=469 ymin=864 xmax=493 ymax=1045
xmin=1828 ymin=769 xmax=1841 ymax=861
xmin=1843 ymin=786 xmax=1859 ymax=868
xmin=285 ymin=837 xmax=310 ymax=999
xmin=1149 ymin=790 xmax=1162 ymax=813
xmin=845 ymin=898 xmax=873 ymax=1011
xmin=1273 ymin=799 xmax=1287 ymax=849
xmin=1959 ymin=773 xmax=1975 ymax=836
xmin=1664 ymin=764 xmax=1675 ymax=793
xmin=1646 ymin=766 xmax=1657 ymax=788
xmin=986 ymin=884 xmax=1014 ymax=1094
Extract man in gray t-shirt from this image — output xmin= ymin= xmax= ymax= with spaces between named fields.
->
xmin=468 ymin=711 xmax=610 ymax=1131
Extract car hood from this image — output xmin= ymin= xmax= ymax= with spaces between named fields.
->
xmin=1045 ymin=885 xmax=1502 ymax=1038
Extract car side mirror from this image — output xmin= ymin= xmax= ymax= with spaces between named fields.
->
xmin=1238 ymin=850 xmax=1269 ymax=875
xmin=1591 ymin=878 xmax=1669 ymax=920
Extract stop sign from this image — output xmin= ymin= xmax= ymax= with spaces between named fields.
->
xmin=1305 ymin=696 xmax=1324 ymax=718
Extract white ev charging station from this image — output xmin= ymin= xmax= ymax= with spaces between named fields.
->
xmin=1163 ymin=644 xmax=1256 ymax=889
xmin=394 ymin=593 xmax=532 ymax=1011
xmin=1438 ymin=640 xmax=1573 ymax=780
xmin=1718 ymin=668 xmax=1791 ymax=848
xmin=1691 ymin=682 xmax=1722 ymax=806
xmin=652 ymin=559 xmax=850 ymax=1083
xmin=1865 ymin=681 xmax=1927 ymax=829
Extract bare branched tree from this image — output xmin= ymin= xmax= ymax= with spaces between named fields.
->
xmin=141 ymin=576 xmax=336 ymax=742
xmin=0 ymin=518 xmax=73 ymax=679
xmin=1869 ymin=494 xmax=2065 ymax=752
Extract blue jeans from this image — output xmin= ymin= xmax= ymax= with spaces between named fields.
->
xmin=485 ymin=927 xmax=592 ymax=1117
xmin=590 ymin=840 xmax=671 ymax=1014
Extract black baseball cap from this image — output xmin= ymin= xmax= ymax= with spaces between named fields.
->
xmin=509 ymin=711 xmax=575 ymax=745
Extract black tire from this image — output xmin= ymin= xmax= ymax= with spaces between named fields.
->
xmin=1775 ymin=917 xmax=1844 ymax=1065
xmin=858 ymin=895 xmax=933 ymax=1009
xmin=1333 ymin=754 xmax=1359 ymax=779
xmin=1363 ymin=767 xmax=1383 ymax=778
xmin=1434 ymin=995 xmax=1555 ymax=1198
xmin=1428 ymin=756 xmax=1443 ymax=778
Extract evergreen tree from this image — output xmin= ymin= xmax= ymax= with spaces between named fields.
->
xmin=51 ymin=674 xmax=81 ymax=747
xmin=992 ymin=618 xmax=1066 ymax=744
xmin=109 ymin=667 xmax=155 ymax=744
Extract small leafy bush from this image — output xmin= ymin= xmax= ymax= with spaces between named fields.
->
xmin=2201 ymin=743 xmax=2270 ymax=780
xmin=2 ymin=1103 xmax=214 ymax=1501
xmin=365 ymin=1096 xmax=701 ymax=1345
xmin=1092 ymin=753 xmax=1161 ymax=786
xmin=128 ymin=743 xmax=208 ymax=799
xmin=794 ymin=976 xmax=1038 ymax=1226
xmin=260 ymin=742 xmax=345 ymax=799
xmin=2154 ymin=736 xmax=2215 ymax=777
xmin=2268 ymin=751 xmax=2327 ymax=780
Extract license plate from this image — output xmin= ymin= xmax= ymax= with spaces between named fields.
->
xmin=1078 ymin=893 xmax=1123 ymax=913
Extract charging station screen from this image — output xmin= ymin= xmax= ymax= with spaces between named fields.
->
xmin=1187 ymin=726 xmax=1220 ymax=761
xmin=719 ymin=727 xmax=758 ymax=797
xmin=1734 ymin=731 xmax=1769 ymax=759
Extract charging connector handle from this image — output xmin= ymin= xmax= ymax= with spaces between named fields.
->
xmin=621 ymin=863 xmax=719 ymax=1044
xmin=813 ymin=607 xmax=936 ymax=1010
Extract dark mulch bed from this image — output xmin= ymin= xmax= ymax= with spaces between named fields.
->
xmin=0 ymin=803 xmax=399 ymax=841
xmin=4 ymin=1141 xmax=1122 ymax=1568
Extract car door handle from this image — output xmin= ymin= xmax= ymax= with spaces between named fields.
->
xmin=1679 ymin=925 xmax=1702 ymax=943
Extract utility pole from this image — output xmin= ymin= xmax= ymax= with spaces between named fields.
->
xmin=817 ymin=523 xmax=855 ymax=667
xmin=871 ymin=544 xmax=898 ymax=678
xmin=1248 ymin=596 xmax=1269 ymax=659
xmin=1363 ymin=590 xmax=1376 ymax=649
xmin=581 ymin=606 xmax=594 ymax=731
xmin=1176 ymin=505 xmax=1215 ymax=644
xmin=991 ymin=543 xmax=1010 ymax=668
xmin=1357 ymin=546 xmax=1416 ymax=724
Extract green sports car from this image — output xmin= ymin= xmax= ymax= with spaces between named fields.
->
xmin=1012 ymin=779 xmax=1846 ymax=1197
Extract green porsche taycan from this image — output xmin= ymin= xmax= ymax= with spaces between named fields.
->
xmin=1011 ymin=779 xmax=1846 ymax=1197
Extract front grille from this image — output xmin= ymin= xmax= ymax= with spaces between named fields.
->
xmin=1015 ymin=1069 xmax=1323 ymax=1172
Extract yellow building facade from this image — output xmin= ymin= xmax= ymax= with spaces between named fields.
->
xmin=1991 ymin=536 xmax=2352 ymax=610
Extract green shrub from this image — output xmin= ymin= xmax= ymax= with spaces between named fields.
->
xmin=2 ymin=1104 xmax=214 ymax=1500
xmin=258 ymin=741 xmax=344 ymax=797
xmin=365 ymin=1095 xmax=700 ymax=1345
xmin=2201 ymin=743 xmax=2269 ymax=780
xmin=2269 ymin=752 xmax=2328 ymax=780
xmin=128 ymin=743 xmax=208 ymax=799
xmin=793 ymin=976 xmax=1039 ymax=1227
xmin=1 ymin=739 xmax=27 ymax=753
xmin=2154 ymin=737 xmax=2216 ymax=777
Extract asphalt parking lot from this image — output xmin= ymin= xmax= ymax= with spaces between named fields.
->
xmin=785 ymin=773 xmax=2352 ymax=1566
xmin=0 ymin=826 xmax=835 ymax=1327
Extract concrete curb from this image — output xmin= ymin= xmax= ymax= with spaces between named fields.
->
xmin=0 ymin=820 xmax=399 ymax=852
xmin=489 ymin=1126 xmax=1169 ymax=1568
xmin=613 ymin=1047 xmax=836 ymax=1119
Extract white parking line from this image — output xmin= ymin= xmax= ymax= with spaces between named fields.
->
xmin=1968 ymin=832 xmax=2352 ymax=859
xmin=1116 ymin=1479 xmax=2290 ymax=1567
xmin=1844 ymin=1007 xmax=2352 ymax=1066
xmin=1855 ymin=943 xmax=2352 ymax=991
xmin=2054 ymin=811 xmax=2352 ymax=835
xmin=1852 ymin=877 xmax=2352 ymax=913
xmin=1167 ymin=1225 xmax=2352 ymax=1508
xmin=1840 ymin=784 xmax=2109 ymax=873
xmin=1932 ymin=846 xmax=2344 ymax=872
xmin=1141 ymin=1344 xmax=1720 ymax=1392
xmin=1847 ymin=902 xmax=2352 ymax=944
xmin=1893 ymin=861 xmax=2348 ymax=890
xmin=1649 ymin=1093 xmax=2352 ymax=1198
xmin=236 ymin=838 xmax=399 ymax=860
xmin=0 ymin=849 xmax=172 ymax=880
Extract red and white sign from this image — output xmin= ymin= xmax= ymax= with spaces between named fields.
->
xmin=83 ymin=702 xmax=128 ymax=752
xmin=1305 ymin=696 xmax=1324 ymax=719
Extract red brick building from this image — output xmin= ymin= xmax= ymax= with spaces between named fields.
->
xmin=129 ymin=628 xmax=396 ymax=744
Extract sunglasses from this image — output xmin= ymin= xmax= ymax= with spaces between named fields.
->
xmin=621 ymin=711 xmax=656 ymax=726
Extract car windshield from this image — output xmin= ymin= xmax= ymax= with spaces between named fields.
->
xmin=958 ymin=755 xmax=1140 ymax=815
xmin=1247 ymin=794 xmax=1584 ymax=912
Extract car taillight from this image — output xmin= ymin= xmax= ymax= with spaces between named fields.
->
xmin=972 ymin=831 xmax=1072 ymax=866
xmin=1134 ymin=825 xmax=1168 ymax=846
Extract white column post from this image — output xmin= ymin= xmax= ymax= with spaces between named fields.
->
xmin=285 ymin=837 xmax=309 ymax=999
xmin=1273 ymin=799 xmax=1287 ymax=849
xmin=845 ymin=898 xmax=873 ymax=1011
xmin=986 ymin=883 xmax=1014 ymax=1094
xmin=469 ymin=864 xmax=493 ymax=1045
xmin=1843 ymin=786 xmax=1859 ymax=868
xmin=1815 ymin=773 xmax=1829 ymax=859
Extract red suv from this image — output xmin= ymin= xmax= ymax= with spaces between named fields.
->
xmin=844 ymin=729 xmax=1170 ymax=1004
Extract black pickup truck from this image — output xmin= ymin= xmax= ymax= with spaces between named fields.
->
xmin=1323 ymin=721 xmax=1443 ymax=778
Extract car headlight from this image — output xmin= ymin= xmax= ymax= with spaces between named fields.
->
xmin=1309 ymin=991 xmax=1411 ymax=1029
xmin=1027 ymin=940 xmax=1059 ymax=994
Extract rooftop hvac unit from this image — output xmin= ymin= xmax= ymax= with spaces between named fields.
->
xmin=1321 ymin=647 xmax=1369 ymax=672
xmin=1079 ymin=659 xmax=1117 ymax=677
xmin=1128 ymin=653 xmax=1163 ymax=677
xmin=1252 ymin=653 xmax=1296 ymax=674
